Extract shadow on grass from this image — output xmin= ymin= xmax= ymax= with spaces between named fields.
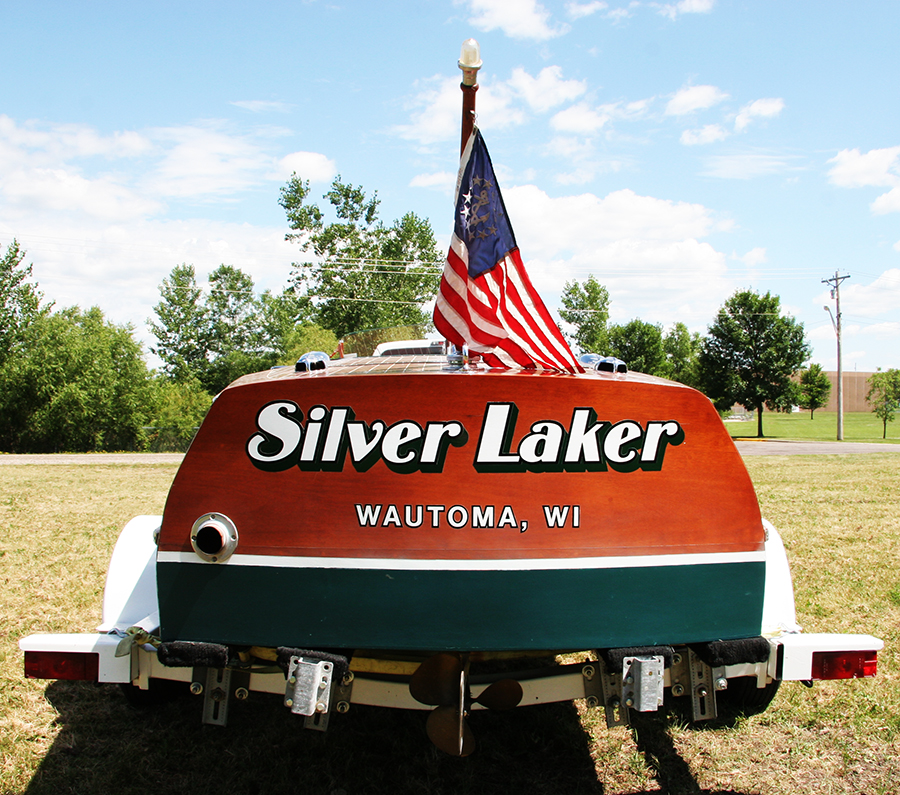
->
xmin=628 ymin=711 xmax=757 ymax=795
xmin=25 ymin=681 xmax=758 ymax=795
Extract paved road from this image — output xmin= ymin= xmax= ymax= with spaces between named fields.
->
xmin=2 ymin=442 xmax=900 ymax=464
xmin=0 ymin=453 xmax=185 ymax=465
xmin=734 ymin=439 xmax=900 ymax=455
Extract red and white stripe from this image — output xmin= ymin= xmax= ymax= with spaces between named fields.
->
xmin=435 ymin=233 xmax=583 ymax=373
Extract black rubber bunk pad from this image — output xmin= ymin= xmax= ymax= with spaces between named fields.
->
xmin=689 ymin=636 xmax=771 ymax=667
xmin=157 ymin=641 xmax=229 ymax=669
xmin=600 ymin=646 xmax=675 ymax=671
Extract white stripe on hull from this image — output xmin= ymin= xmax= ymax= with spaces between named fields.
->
xmin=158 ymin=550 xmax=766 ymax=571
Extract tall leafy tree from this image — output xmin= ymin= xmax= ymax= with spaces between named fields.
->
xmin=0 ymin=307 xmax=152 ymax=452
xmin=867 ymin=368 xmax=900 ymax=439
xmin=279 ymin=174 xmax=441 ymax=338
xmin=207 ymin=264 xmax=259 ymax=354
xmin=148 ymin=264 xmax=212 ymax=384
xmin=258 ymin=288 xmax=312 ymax=358
xmin=607 ymin=319 xmax=665 ymax=375
xmin=203 ymin=264 xmax=267 ymax=393
xmin=0 ymin=240 xmax=47 ymax=369
xmin=797 ymin=363 xmax=832 ymax=419
xmin=146 ymin=376 xmax=213 ymax=451
xmin=660 ymin=322 xmax=702 ymax=387
xmin=699 ymin=289 xmax=810 ymax=438
xmin=558 ymin=275 xmax=609 ymax=355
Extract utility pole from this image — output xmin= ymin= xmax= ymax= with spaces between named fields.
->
xmin=822 ymin=272 xmax=850 ymax=441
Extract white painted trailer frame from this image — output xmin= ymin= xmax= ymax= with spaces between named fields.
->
xmin=20 ymin=515 xmax=884 ymax=728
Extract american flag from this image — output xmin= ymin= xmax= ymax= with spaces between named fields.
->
xmin=433 ymin=129 xmax=583 ymax=373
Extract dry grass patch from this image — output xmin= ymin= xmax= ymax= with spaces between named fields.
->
xmin=1 ymin=456 xmax=898 ymax=794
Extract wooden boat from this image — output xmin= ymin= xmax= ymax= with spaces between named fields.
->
xmin=156 ymin=354 xmax=765 ymax=653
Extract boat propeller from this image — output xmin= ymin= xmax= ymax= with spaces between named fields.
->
xmin=409 ymin=652 xmax=523 ymax=756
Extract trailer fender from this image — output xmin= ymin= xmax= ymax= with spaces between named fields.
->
xmin=760 ymin=519 xmax=800 ymax=636
xmin=98 ymin=515 xmax=161 ymax=633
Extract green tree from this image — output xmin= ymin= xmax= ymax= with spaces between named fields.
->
xmin=207 ymin=264 xmax=259 ymax=354
xmin=279 ymin=175 xmax=441 ymax=338
xmin=150 ymin=264 xmax=284 ymax=394
xmin=699 ymin=289 xmax=810 ymax=438
xmin=797 ymin=363 xmax=832 ymax=419
xmin=282 ymin=324 xmax=340 ymax=364
xmin=0 ymin=307 xmax=152 ymax=452
xmin=0 ymin=240 xmax=47 ymax=369
xmin=148 ymin=264 xmax=212 ymax=384
xmin=866 ymin=368 xmax=900 ymax=439
xmin=203 ymin=264 xmax=268 ymax=393
xmin=256 ymin=287 xmax=330 ymax=365
xmin=558 ymin=275 xmax=610 ymax=354
xmin=659 ymin=322 xmax=702 ymax=386
xmin=607 ymin=319 xmax=665 ymax=376
xmin=146 ymin=376 xmax=213 ymax=451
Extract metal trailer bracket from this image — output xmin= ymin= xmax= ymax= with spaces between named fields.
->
xmin=687 ymin=648 xmax=717 ymax=721
xmin=284 ymin=656 xmax=334 ymax=731
xmin=622 ymin=655 xmax=665 ymax=712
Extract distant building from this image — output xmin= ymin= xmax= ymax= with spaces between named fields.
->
xmin=821 ymin=371 xmax=874 ymax=413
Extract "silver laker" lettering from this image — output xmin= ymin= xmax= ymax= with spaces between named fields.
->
xmin=246 ymin=401 xmax=684 ymax=474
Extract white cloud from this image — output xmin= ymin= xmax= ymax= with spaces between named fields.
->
xmin=665 ymin=85 xmax=728 ymax=116
xmin=701 ymin=152 xmax=798 ymax=179
xmin=507 ymin=186 xmax=717 ymax=247
xmin=871 ymin=187 xmax=900 ymax=214
xmin=2 ymin=167 xmax=162 ymax=222
xmin=409 ymin=171 xmax=456 ymax=191
xmin=607 ymin=4 xmax=638 ymax=22
xmin=839 ymin=268 xmax=900 ymax=317
xmin=508 ymin=66 xmax=587 ymax=113
xmin=0 ymin=114 xmax=335 ymax=364
xmin=145 ymin=124 xmax=280 ymax=199
xmin=276 ymin=151 xmax=336 ymax=182
xmin=861 ymin=321 xmax=900 ymax=338
xmin=551 ymin=102 xmax=610 ymax=134
xmin=0 ymin=115 xmax=153 ymax=164
xmin=827 ymin=146 xmax=900 ymax=188
xmin=739 ymin=247 xmax=767 ymax=266
xmin=231 ymin=99 xmax=294 ymax=113
xmin=0 ymin=116 xmax=161 ymax=222
xmin=462 ymin=0 xmax=568 ymax=40
xmin=680 ymin=124 xmax=728 ymax=145
xmin=501 ymin=185 xmax=730 ymax=327
xmin=657 ymin=0 xmax=716 ymax=20
xmin=734 ymin=97 xmax=784 ymax=131
xmin=0 ymin=115 xmax=335 ymax=224
xmin=566 ymin=1 xmax=607 ymax=19
xmin=397 ymin=75 xmax=525 ymax=145
xmin=827 ymin=146 xmax=900 ymax=215
xmin=0 ymin=215 xmax=297 ymax=367
xmin=231 ymin=100 xmax=293 ymax=114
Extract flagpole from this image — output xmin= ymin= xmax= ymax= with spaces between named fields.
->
xmin=458 ymin=39 xmax=482 ymax=156
xmin=445 ymin=39 xmax=483 ymax=366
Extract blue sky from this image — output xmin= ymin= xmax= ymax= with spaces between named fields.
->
xmin=2 ymin=0 xmax=898 ymax=371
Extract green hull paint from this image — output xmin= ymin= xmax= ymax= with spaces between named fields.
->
xmin=157 ymin=561 xmax=765 ymax=651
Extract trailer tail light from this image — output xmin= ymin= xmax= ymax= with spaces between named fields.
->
xmin=24 ymin=651 xmax=99 ymax=681
xmin=810 ymin=650 xmax=877 ymax=680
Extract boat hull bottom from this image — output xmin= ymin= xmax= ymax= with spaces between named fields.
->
xmin=157 ymin=560 xmax=765 ymax=652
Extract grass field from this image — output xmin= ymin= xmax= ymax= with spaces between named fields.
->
xmin=1 ymin=456 xmax=899 ymax=794
xmin=727 ymin=410 xmax=900 ymax=443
